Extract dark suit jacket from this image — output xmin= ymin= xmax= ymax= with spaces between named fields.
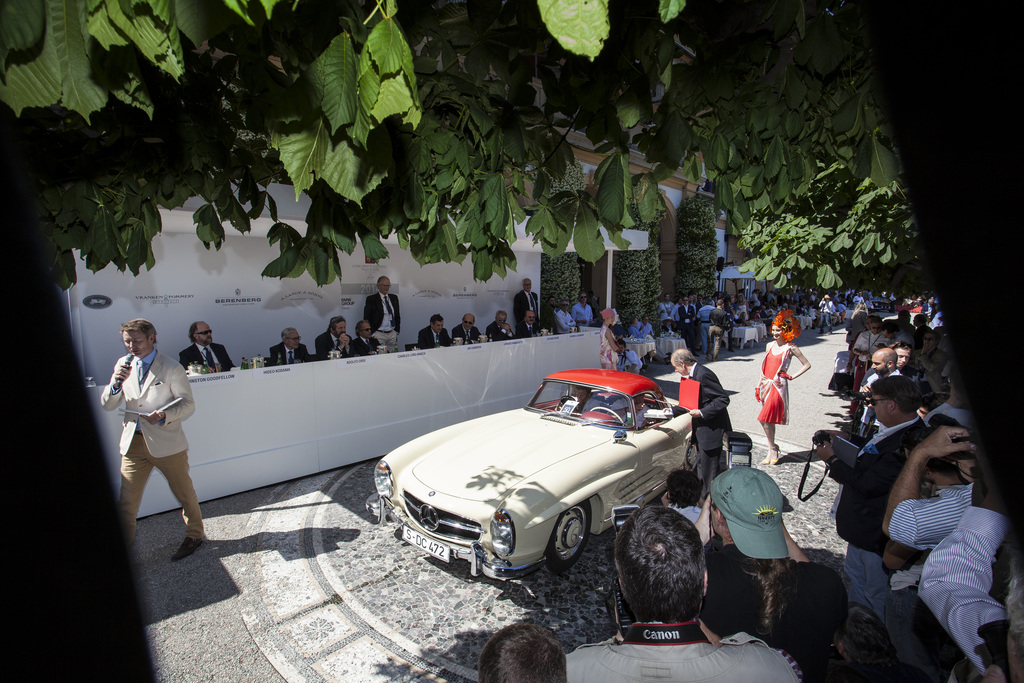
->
xmin=351 ymin=335 xmax=381 ymax=356
xmin=515 ymin=321 xmax=539 ymax=338
xmin=178 ymin=342 xmax=235 ymax=371
xmin=451 ymin=325 xmax=482 ymax=344
xmin=685 ymin=364 xmax=732 ymax=451
xmin=829 ymin=419 xmax=921 ymax=554
xmin=269 ymin=342 xmax=313 ymax=365
xmin=486 ymin=321 xmax=514 ymax=341
xmin=513 ymin=290 xmax=539 ymax=324
xmin=363 ymin=293 xmax=401 ymax=333
xmin=314 ymin=330 xmax=353 ymax=360
xmin=417 ymin=326 xmax=451 ymax=349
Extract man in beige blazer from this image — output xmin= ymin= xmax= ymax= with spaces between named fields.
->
xmin=101 ymin=318 xmax=204 ymax=561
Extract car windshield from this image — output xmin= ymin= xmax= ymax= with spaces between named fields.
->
xmin=528 ymin=381 xmax=634 ymax=428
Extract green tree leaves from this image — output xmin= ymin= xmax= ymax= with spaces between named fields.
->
xmin=3 ymin=0 xmax=916 ymax=292
xmin=537 ymin=0 xmax=609 ymax=59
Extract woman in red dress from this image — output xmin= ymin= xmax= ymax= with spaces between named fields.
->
xmin=758 ymin=310 xmax=811 ymax=464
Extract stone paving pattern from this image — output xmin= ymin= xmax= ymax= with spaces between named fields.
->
xmin=136 ymin=329 xmax=852 ymax=681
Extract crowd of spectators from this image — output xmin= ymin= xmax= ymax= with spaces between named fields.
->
xmin=475 ymin=288 xmax=1019 ymax=683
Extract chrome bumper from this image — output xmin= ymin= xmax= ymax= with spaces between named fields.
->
xmin=365 ymin=493 xmax=544 ymax=580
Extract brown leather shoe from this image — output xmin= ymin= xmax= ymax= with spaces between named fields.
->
xmin=171 ymin=537 xmax=202 ymax=561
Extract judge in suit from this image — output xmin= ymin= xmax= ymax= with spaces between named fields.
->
xmin=513 ymin=278 xmax=539 ymax=324
xmin=363 ymin=275 xmax=400 ymax=350
xmin=515 ymin=310 xmax=540 ymax=338
xmin=671 ymin=348 xmax=732 ymax=500
xmin=351 ymin=320 xmax=381 ymax=356
xmin=100 ymin=318 xmax=204 ymax=561
xmin=451 ymin=314 xmax=481 ymax=344
xmin=313 ymin=316 xmax=352 ymax=360
xmin=178 ymin=321 xmax=235 ymax=371
xmin=486 ymin=310 xmax=515 ymax=341
xmin=418 ymin=314 xmax=452 ymax=349
xmin=269 ymin=327 xmax=313 ymax=364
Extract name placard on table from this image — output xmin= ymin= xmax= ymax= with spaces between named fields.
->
xmin=254 ymin=364 xmax=303 ymax=379
xmin=187 ymin=371 xmax=239 ymax=385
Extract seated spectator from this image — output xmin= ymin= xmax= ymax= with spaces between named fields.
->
xmin=921 ymin=372 xmax=975 ymax=430
xmin=486 ymin=310 xmax=515 ymax=341
xmin=553 ymin=300 xmax=573 ymax=334
xmin=451 ymin=314 xmax=481 ymax=344
xmin=881 ymin=424 xmax=975 ymax=682
xmin=314 ymin=315 xmax=352 ymax=360
xmin=627 ymin=317 xmax=643 ymax=338
xmin=350 ymin=320 xmax=381 ymax=356
xmin=610 ymin=319 xmax=640 ymax=373
xmin=919 ymin=442 xmax=1010 ymax=678
xmin=881 ymin=320 xmax=914 ymax=347
xmin=565 ymin=506 xmax=800 ymax=682
xmin=831 ymin=604 xmax=932 ymax=682
xmin=417 ymin=314 xmax=452 ymax=348
xmin=661 ymin=469 xmax=702 ymax=525
xmin=889 ymin=341 xmax=921 ymax=383
xmin=516 ymin=310 xmax=540 ymax=338
xmin=571 ymin=293 xmax=595 ymax=328
xmin=540 ymin=295 xmax=557 ymax=333
xmin=269 ymin=327 xmax=312 ymax=364
xmin=478 ymin=623 xmax=566 ymax=683
xmin=701 ymin=467 xmax=847 ymax=683
xmin=914 ymin=329 xmax=950 ymax=393
xmin=178 ymin=321 xmax=235 ymax=371
xmin=913 ymin=315 xmax=930 ymax=349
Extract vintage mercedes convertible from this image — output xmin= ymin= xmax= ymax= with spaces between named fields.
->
xmin=366 ymin=369 xmax=692 ymax=580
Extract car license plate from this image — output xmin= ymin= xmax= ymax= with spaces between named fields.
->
xmin=402 ymin=525 xmax=451 ymax=562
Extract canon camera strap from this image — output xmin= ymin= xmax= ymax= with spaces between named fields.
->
xmin=622 ymin=622 xmax=709 ymax=646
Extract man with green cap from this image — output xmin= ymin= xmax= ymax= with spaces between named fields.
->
xmin=700 ymin=467 xmax=848 ymax=683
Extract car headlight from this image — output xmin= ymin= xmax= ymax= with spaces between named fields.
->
xmin=374 ymin=460 xmax=393 ymax=498
xmin=490 ymin=509 xmax=516 ymax=558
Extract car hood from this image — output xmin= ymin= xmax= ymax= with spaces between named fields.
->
xmin=409 ymin=411 xmax=611 ymax=503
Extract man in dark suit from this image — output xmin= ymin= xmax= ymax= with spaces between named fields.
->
xmin=417 ymin=314 xmax=451 ymax=349
xmin=178 ymin=321 xmax=235 ymax=371
xmin=313 ymin=315 xmax=352 ymax=360
xmin=515 ymin=310 xmax=540 ymax=338
xmin=350 ymin=320 xmax=381 ymax=356
xmin=363 ymin=275 xmax=400 ymax=351
xmin=815 ymin=375 xmax=922 ymax=619
xmin=513 ymin=278 xmax=539 ymax=324
xmin=670 ymin=348 xmax=732 ymax=500
xmin=451 ymin=313 xmax=481 ymax=344
xmin=486 ymin=310 xmax=515 ymax=341
xmin=269 ymin=327 xmax=313 ymax=364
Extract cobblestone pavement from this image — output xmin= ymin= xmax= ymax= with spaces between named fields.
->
xmin=135 ymin=329 xmax=852 ymax=681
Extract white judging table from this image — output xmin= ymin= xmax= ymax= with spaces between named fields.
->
xmin=655 ymin=337 xmax=688 ymax=356
xmin=94 ymin=331 xmax=600 ymax=517
xmin=731 ymin=326 xmax=761 ymax=348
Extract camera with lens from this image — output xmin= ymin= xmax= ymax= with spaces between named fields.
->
xmin=838 ymin=390 xmax=871 ymax=402
xmin=605 ymin=505 xmax=639 ymax=631
xmin=812 ymin=430 xmax=833 ymax=448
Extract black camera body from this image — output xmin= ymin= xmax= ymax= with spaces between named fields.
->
xmin=812 ymin=430 xmax=833 ymax=448
xmin=606 ymin=505 xmax=639 ymax=631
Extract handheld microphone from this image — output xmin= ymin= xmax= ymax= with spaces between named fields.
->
xmin=112 ymin=353 xmax=134 ymax=389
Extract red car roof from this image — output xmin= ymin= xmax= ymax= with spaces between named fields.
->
xmin=543 ymin=369 xmax=662 ymax=396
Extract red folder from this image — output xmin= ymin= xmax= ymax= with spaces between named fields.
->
xmin=679 ymin=378 xmax=701 ymax=411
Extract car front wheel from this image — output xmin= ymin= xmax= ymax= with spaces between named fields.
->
xmin=544 ymin=499 xmax=591 ymax=574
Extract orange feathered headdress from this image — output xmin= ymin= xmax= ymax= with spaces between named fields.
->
xmin=772 ymin=309 xmax=801 ymax=342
